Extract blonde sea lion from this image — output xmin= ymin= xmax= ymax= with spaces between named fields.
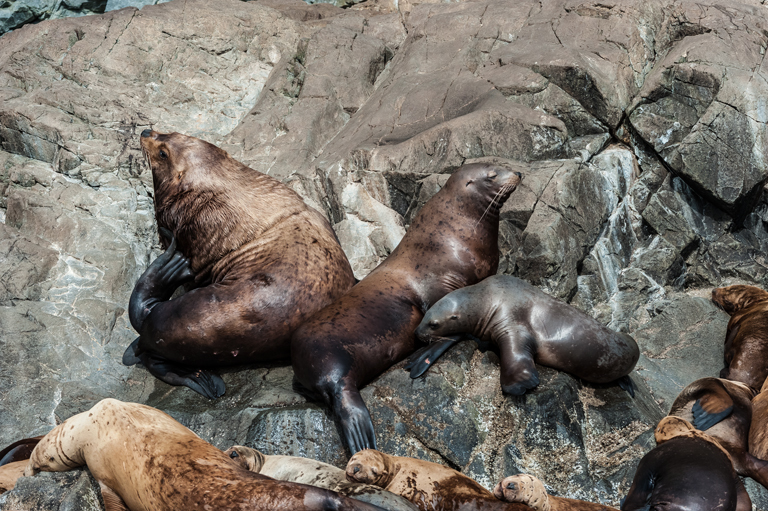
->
xmin=24 ymin=399 xmax=386 ymax=511
xmin=621 ymin=417 xmax=751 ymax=511
xmin=749 ymin=376 xmax=768 ymax=463
xmin=493 ymin=474 xmax=618 ymax=511
xmin=124 ymin=130 xmax=356 ymax=398
xmin=291 ymin=162 xmax=522 ymax=453
xmin=0 ymin=461 xmax=26 ymax=494
xmin=224 ymin=445 xmax=418 ymax=511
xmin=345 ymin=449 xmax=528 ymax=511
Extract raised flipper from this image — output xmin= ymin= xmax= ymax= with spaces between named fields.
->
xmin=333 ymin=386 xmax=377 ymax=454
xmin=133 ymin=352 xmax=225 ymax=399
xmin=497 ymin=325 xmax=540 ymax=396
xmin=692 ymin=389 xmax=733 ymax=431
xmin=404 ymin=335 xmax=462 ymax=378
xmin=617 ymin=375 xmax=636 ymax=398
xmin=129 ymin=227 xmax=194 ymax=332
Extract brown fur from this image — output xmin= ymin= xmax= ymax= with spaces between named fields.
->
xmin=135 ymin=131 xmax=355 ymax=366
xmin=345 ymin=449 xmax=528 ymax=511
xmin=493 ymin=474 xmax=618 ymax=511
xmin=0 ymin=461 xmax=27 ymax=494
xmin=712 ymin=285 xmax=768 ymax=390
xmin=24 ymin=399 xmax=388 ymax=511
xmin=749 ymin=377 xmax=768 ymax=463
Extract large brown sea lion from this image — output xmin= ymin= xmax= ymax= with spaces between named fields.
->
xmin=711 ymin=284 xmax=768 ymax=390
xmin=621 ymin=416 xmax=751 ymax=511
xmin=23 ymin=399 xmax=387 ymax=511
xmin=124 ymin=130 xmax=356 ymax=398
xmin=494 ymin=474 xmax=618 ymax=511
xmin=667 ymin=376 xmax=768 ymax=489
xmin=223 ymin=445 xmax=419 ymax=511
xmin=345 ymin=449 xmax=528 ymax=511
xmin=408 ymin=275 xmax=639 ymax=396
xmin=291 ymin=161 xmax=522 ymax=453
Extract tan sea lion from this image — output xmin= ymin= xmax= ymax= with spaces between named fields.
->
xmin=291 ymin=161 xmax=522 ymax=453
xmin=621 ymin=416 xmax=751 ymax=511
xmin=0 ymin=461 xmax=27 ymax=494
xmin=711 ymin=284 xmax=768 ymax=390
xmin=345 ymin=449 xmax=528 ymax=511
xmin=24 ymin=398 xmax=387 ymax=511
xmin=408 ymin=275 xmax=639 ymax=396
xmin=493 ymin=474 xmax=618 ymax=511
xmin=668 ymin=376 xmax=768 ymax=489
xmin=124 ymin=130 xmax=356 ymax=398
xmin=224 ymin=445 xmax=419 ymax=511
xmin=749 ymin=376 xmax=768 ymax=462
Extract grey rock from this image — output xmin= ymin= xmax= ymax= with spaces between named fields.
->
xmin=0 ymin=469 xmax=103 ymax=511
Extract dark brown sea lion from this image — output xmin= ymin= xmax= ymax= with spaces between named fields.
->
xmin=345 ymin=449 xmax=528 ymax=511
xmin=223 ymin=445 xmax=419 ymax=511
xmin=125 ymin=130 xmax=356 ymax=398
xmin=408 ymin=275 xmax=639 ymax=396
xmin=0 ymin=436 xmax=40 ymax=467
xmin=24 ymin=399 xmax=387 ymax=511
xmin=621 ymin=416 xmax=751 ymax=511
xmin=711 ymin=284 xmax=768 ymax=390
xmin=494 ymin=474 xmax=618 ymax=511
xmin=668 ymin=376 xmax=768 ymax=488
xmin=291 ymin=162 xmax=522 ymax=453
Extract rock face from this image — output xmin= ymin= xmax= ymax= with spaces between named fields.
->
xmin=1 ymin=0 xmax=768 ymax=508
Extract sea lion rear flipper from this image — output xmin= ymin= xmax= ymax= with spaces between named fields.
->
xmin=142 ymin=354 xmax=225 ymax=399
xmin=692 ymin=390 xmax=733 ymax=431
xmin=404 ymin=336 xmax=462 ymax=378
xmin=334 ymin=388 xmax=377 ymax=454
xmin=617 ymin=375 xmax=635 ymax=398
xmin=128 ymin=231 xmax=194 ymax=332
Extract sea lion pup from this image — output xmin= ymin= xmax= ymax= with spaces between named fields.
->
xmin=291 ymin=162 xmax=522 ymax=453
xmin=24 ymin=399 xmax=386 ymax=511
xmin=668 ymin=376 xmax=768 ymax=488
xmin=711 ymin=284 xmax=768 ymax=390
xmin=345 ymin=449 xmax=529 ymax=511
xmin=125 ymin=130 xmax=356 ymax=398
xmin=494 ymin=474 xmax=618 ymax=511
xmin=621 ymin=416 xmax=751 ymax=511
xmin=408 ymin=275 xmax=639 ymax=396
xmin=224 ymin=445 xmax=419 ymax=511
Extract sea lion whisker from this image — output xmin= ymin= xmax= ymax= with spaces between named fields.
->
xmin=474 ymin=184 xmax=507 ymax=231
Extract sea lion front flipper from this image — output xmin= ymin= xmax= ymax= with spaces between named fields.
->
xmin=122 ymin=337 xmax=142 ymax=366
xmin=617 ymin=375 xmax=636 ymax=398
xmin=99 ymin=482 xmax=130 ymax=511
xmin=405 ymin=336 xmax=462 ymax=378
xmin=128 ymin=230 xmax=194 ymax=332
xmin=141 ymin=354 xmax=225 ymax=399
xmin=742 ymin=453 xmax=768 ymax=491
xmin=497 ymin=326 xmax=540 ymax=396
xmin=334 ymin=387 xmax=377 ymax=454
xmin=692 ymin=389 xmax=734 ymax=431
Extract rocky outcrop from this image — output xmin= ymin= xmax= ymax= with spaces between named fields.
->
xmin=2 ymin=0 xmax=768 ymax=508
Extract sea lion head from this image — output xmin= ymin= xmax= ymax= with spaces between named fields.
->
xmin=712 ymin=284 xmax=768 ymax=314
xmin=223 ymin=445 xmax=266 ymax=472
xmin=415 ymin=294 xmax=469 ymax=341
xmin=654 ymin=416 xmax=696 ymax=444
xmin=24 ymin=418 xmax=87 ymax=477
xmin=345 ymin=449 xmax=395 ymax=487
xmin=442 ymin=162 xmax=522 ymax=218
xmin=493 ymin=474 xmax=550 ymax=511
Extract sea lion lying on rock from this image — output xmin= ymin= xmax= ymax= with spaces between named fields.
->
xmin=749 ymin=376 xmax=768 ymax=465
xmin=408 ymin=275 xmax=639 ymax=396
xmin=345 ymin=449 xmax=528 ymax=511
xmin=224 ymin=445 xmax=418 ymax=511
xmin=621 ymin=416 xmax=751 ymax=511
xmin=23 ymin=399 xmax=387 ymax=511
xmin=668 ymin=376 xmax=768 ymax=489
xmin=711 ymin=284 xmax=768 ymax=391
xmin=0 ymin=461 xmax=27 ymax=494
xmin=494 ymin=474 xmax=618 ymax=511
xmin=124 ymin=130 xmax=356 ymax=399
xmin=292 ymin=161 xmax=522 ymax=453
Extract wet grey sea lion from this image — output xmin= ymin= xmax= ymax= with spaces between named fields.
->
xmin=668 ymin=376 xmax=768 ymax=489
xmin=224 ymin=445 xmax=419 ymax=511
xmin=24 ymin=399 xmax=387 ymax=511
xmin=711 ymin=284 xmax=768 ymax=390
xmin=291 ymin=161 xmax=522 ymax=453
xmin=346 ymin=449 xmax=529 ymax=511
xmin=124 ymin=130 xmax=356 ymax=398
xmin=409 ymin=275 xmax=639 ymax=396
xmin=621 ymin=416 xmax=751 ymax=511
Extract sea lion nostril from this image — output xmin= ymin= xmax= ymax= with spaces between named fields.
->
xmin=506 ymin=483 xmax=517 ymax=490
xmin=230 ymin=451 xmax=239 ymax=458
xmin=141 ymin=129 xmax=152 ymax=138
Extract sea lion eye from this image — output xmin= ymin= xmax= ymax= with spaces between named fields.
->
xmin=230 ymin=451 xmax=239 ymax=458
xmin=429 ymin=320 xmax=439 ymax=329
xmin=159 ymin=149 xmax=168 ymax=159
